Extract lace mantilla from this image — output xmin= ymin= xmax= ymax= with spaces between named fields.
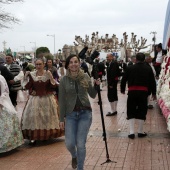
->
xmin=30 ymin=71 xmax=50 ymax=82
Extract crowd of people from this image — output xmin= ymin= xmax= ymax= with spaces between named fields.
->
xmin=0 ymin=44 xmax=164 ymax=169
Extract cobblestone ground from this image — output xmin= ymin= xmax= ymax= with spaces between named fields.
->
xmin=0 ymin=82 xmax=170 ymax=170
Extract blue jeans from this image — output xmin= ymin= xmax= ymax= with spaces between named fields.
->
xmin=65 ymin=110 xmax=92 ymax=170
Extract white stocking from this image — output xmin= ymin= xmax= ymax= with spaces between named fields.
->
xmin=129 ymin=119 xmax=135 ymax=134
xmin=110 ymin=102 xmax=115 ymax=113
xmin=138 ymin=119 xmax=144 ymax=133
xmin=114 ymin=101 xmax=118 ymax=112
xmin=100 ymin=83 xmax=103 ymax=89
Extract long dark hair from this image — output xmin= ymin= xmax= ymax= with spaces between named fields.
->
xmin=45 ymin=58 xmax=53 ymax=69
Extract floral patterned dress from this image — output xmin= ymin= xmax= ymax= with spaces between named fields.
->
xmin=21 ymin=71 xmax=64 ymax=140
xmin=0 ymin=75 xmax=24 ymax=153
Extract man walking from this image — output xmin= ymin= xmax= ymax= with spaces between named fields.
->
xmin=0 ymin=57 xmax=14 ymax=87
xmin=106 ymin=53 xmax=120 ymax=116
xmin=5 ymin=54 xmax=21 ymax=107
xmin=145 ymin=55 xmax=156 ymax=109
xmin=121 ymin=53 xmax=156 ymax=139
xmin=153 ymin=43 xmax=163 ymax=78
xmin=91 ymin=58 xmax=106 ymax=90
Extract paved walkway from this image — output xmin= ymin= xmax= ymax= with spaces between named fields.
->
xmin=0 ymin=83 xmax=170 ymax=170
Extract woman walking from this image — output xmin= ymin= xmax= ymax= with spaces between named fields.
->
xmin=21 ymin=58 xmax=63 ymax=144
xmin=59 ymin=54 xmax=100 ymax=170
xmin=0 ymin=75 xmax=23 ymax=153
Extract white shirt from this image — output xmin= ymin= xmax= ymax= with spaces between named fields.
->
xmin=156 ymin=51 xmax=163 ymax=63
xmin=58 ymin=67 xmax=66 ymax=78
xmin=14 ymin=71 xmax=24 ymax=82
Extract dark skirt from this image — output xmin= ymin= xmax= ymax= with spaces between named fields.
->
xmin=22 ymin=129 xmax=64 ymax=140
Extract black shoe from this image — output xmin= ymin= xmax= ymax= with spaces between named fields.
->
xmin=148 ymin=105 xmax=153 ymax=109
xmin=72 ymin=157 xmax=77 ymax=169
xmin=138 ymin=132 xmax=147 ymax=138
xmin=128 ymin=134 xmax=135 ymax=139
xmin=112 ymin=111 xmax=117 ymax=116
xmin=106 ymin=111 xmax=117 ymax=116
xmin=106 ymin=112 xmax=113 ymax=116
xmin=29 ymin=140 xmax=36 ymax=145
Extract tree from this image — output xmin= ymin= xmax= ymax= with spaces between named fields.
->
xmin=0 ymin=0 xmax=23 ymax=29
xmin=36 ymin=47 xmax=50 ymax=58
xmin=44 ymin=53 xmax=54 ymax=60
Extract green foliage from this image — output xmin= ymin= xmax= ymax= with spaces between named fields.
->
xmin=5 ymin=48 xmax=12 ymax=55
xmin=36 ymin=47 xmax=50 ymax=58
xmin=27 ymin=63 xmax=35 ymax=71
xmin=144 ymin=52 xmax=150 ymax=57
xmin=44 ymin=53 xmax=54 ymax=60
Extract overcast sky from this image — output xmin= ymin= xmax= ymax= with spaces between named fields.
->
xmin=0 ymin=0 xmax=169 ymax=54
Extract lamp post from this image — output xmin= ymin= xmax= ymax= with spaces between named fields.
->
xmin=58 ymin=49 xmax=62 ymax=60
xmin=30 ymin=41 xmax=36 ymax=58
xmin=150 ymin=31 xmax=157 ymax=45
xmin=20 ymin=46 xmax=25 ymax=57
xmin=150 ymin=31 xmax=157 ymax=58
xmin=47 ymin=34 xmax=55 ymax=57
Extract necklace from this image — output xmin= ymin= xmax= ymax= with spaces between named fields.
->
xmin=36 ymin=71 xmax=44 ymax=76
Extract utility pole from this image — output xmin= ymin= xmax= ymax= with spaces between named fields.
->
xmin=47 ymin=34 xmax=55 ymax=58
xmin=30 ymin=42 xmax=36 ymax=59
xmin=150 ymin=31 xmax=157 ymax=58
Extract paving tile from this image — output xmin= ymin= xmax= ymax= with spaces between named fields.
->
xmin=0 ymin=160 xmax=18 ymax=170
xmin=1 ymin=85 xmax=170 ymax=170
xmin=10 ymin=161 xmax=41 ymax=170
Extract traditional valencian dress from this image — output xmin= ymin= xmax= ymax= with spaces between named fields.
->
xmin=21 ymin=70 xmax=63 ymax=140
xmin=0 ymin=75 xmax=24 ymax=153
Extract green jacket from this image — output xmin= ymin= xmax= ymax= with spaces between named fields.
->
xmin=59 ymin=74 xmax=97 ymax=122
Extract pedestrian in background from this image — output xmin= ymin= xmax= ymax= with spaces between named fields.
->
xmin=127 ymin=56 xmax=136 ymax=66
xmin=80 ymin=59 xmax=91 ymax=77
xmin=0 ymin=75 xmax=23 ymax=153
xmin=0 ymin=57 xmax=14 ymax=88
xmin=145 ymin=55 xmax=156 ymax=109
xmin=59 ymin=54 xmax=100 ymax=170
xmin=45 ymin=58 xmax=60 ymax=98
xmin=5 ymin=54 xmax=22 ymax=107
xmin=153 ymin=43 xmax=163 ymax=78
xmin=45 ymin=58 xmax=60 ymax=83
xmin=58 ymin=60 xmax=66 ymax=80
xmin=121 ymin=53 xmax=156 ymax=139
xmin=91 ymin=58 xmax=106 ymax=90
xmin=118 ymin=59 xmax=127 ymax=77
xmin=106 ymin=53 xmax=120 ymax=116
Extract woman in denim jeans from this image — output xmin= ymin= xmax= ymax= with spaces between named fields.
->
xmin=59 ymin=54 xmax=100 ymax=170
